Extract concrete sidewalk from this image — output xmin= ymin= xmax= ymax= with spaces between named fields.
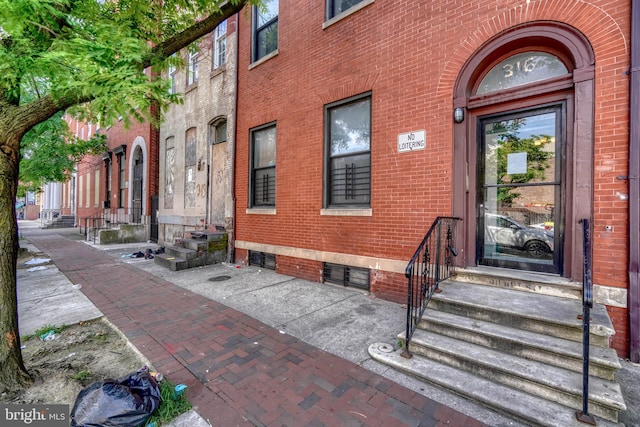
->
xmin=15 ymin=225 xmax=640 ymax=426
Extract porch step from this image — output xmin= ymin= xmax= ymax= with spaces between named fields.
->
xmin=396 ymin=330 xmax=625 ymax=422
xmin=154 ymin=232 xmax=228 ymax=271
xmin=154 ymin=253 xmax=188 ymax=271
xmin=166 ymin=245 xmax=199 ymax=261
xmin=420 ymin=308 xmax=620 ymax=380
xmin=430 ymin=280 xmax=614 ymax=347
xmin=370 ymin=279 xmax=626 ymax=424
xmin=368 ymin=343 xmax=624 ymax=427
xmin=455 ymin=266 xmax=583 ymax=299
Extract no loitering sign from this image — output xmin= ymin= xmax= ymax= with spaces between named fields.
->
xmin=397 ymin=130 xmax=426 ymax=153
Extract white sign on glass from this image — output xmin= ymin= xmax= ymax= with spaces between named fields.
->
xmin=507 ymin=152 xmax=527 ymax=174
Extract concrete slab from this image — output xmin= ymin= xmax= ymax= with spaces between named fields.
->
xmin=164 ymin=409 xmax=211 ymax=427
xmin=17 ymin=265 xmax=102 ymax=336
xmin=279 ymin=291 xmax=405 ymax=364
xmin=221 ymin=277 xmax=358 ymax=326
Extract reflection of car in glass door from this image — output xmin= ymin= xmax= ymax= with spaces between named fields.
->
xmin=484 ymin=213 xmax=554 ymax=258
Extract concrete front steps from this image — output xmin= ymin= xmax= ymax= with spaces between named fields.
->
xmin=369 ymin=268 xmax=627 ymax=427
xmin=154 ymin=231 xmax=227 ymax=271
xmin=43 ymin=215 xmax=75 ymax=229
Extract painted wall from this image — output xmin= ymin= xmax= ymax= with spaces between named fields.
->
xmin=158 ymin=16 xmax=238 ymax=246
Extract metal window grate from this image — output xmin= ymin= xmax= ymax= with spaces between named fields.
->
xmin=249 ymin=251 xmax=276 ymax=270
xmin=253 ymin=169 xmax=276 ymax=206
xmin=330 ymin=163 xmax=370 ymax=201
xmin=323 ymin=263 xmax=369 ymax=290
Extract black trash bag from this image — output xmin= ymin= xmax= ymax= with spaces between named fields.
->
xmin=70 ymin=367 xmax=161 ymax=427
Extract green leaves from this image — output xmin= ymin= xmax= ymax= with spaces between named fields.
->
xmin=18 ymin=111 xmax=107 ymax=192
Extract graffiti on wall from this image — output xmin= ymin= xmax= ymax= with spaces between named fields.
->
xmin=184 ymin=128 xmax=197 ymax=208
xmin=164 ymin=145 xmax=175 ymax=209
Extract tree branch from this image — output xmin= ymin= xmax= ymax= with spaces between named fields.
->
xmin=144 ymin=0 xmax=249 ymax=67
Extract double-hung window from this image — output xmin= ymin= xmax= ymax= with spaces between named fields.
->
xmin=253 ymin=0 xmax=278 ymax=62
xmin=325 ymin=94 xmax=371 ymax=207
xmin=250 ymin=124 xmax=276 ymax=207
xmin=327 ymin=0 xmax=366 ymax=19
xmin=213 ymin=20 xmax=227 ymax=69
xmin=187 ymin=50 xmax=198 ymax=86
xmin=168 ymin=64 xmax=176 ymax=94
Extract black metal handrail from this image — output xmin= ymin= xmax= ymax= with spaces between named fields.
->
xmin=402 ymin=216 xmax=461 ymax=358
xmin=576 ymin=218 xmax=596 ymax=425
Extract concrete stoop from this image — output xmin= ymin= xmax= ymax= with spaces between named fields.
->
xmin=86 ymin=224 xmax=147 ymax=245
xmin=369 ymin=270 xmax=627 ymax=427
xmin=43 ymin=215 xmax=75 ymax=229
xmin=154 ymin=231 xmax=227 ymax=271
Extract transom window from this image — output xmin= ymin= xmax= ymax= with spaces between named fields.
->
xmin=250 ymin=124 xmax=276 ymax=207
xmin=253 ymin=0 xmax=278 ymax=62
xmin=209 ymin=119 xmax=227 ymax=145
xmin=325 ymin=94 xmax=371 ymax=207
xmin=213 ymin=20 xmax=227 ymax=69
xmin=477 ymin=52 xmax=568 ymax=95
xmin=327 ymin=0 xmax=365 ymax=19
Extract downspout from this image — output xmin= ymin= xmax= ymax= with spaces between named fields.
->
xmin=228 ymin=12 xmax=240 ymax=263
xmin=629 ymin=1 xmax=640 ymax=363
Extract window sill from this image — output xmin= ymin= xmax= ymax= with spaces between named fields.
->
xmin=185 ymin=82 xmax=198 ymax=94
xmin=210 ymin=65 xmax=226 ymax=78
xmin=323 ymin=0 xmax=374 ymax=30
xmin=249 ymin=49 xmax=279 ymax=70
xmin=320 ymin=208 xmax=372 ymax=217
xmin=246 ymin=208 xmax=276 ymax=215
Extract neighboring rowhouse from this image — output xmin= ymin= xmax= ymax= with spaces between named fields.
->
xmin=233 ymin=0 xmax=637 ymax=360
xmin=158 ymin=17 xmax=236 ymax=250
xmin=63 ymin=114 xmax=160 ymax=241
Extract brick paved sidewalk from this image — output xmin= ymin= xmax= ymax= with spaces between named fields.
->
xmin=28 ymin=235 xmax=487 ymax=427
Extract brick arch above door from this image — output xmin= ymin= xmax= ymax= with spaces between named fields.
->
xmin=451 ymin=21 xmax=595 ymax=280
xmin=434 ymin=0 xmax=628 ymax=103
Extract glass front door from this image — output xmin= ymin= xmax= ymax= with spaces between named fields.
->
xmin=477 ymin=106 xmax=563 ymax=274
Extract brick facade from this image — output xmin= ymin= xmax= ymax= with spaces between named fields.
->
xmin=234 ymin=1 xmax=632 ymax=356
xmin=66 ymin=114 xmax=158 ymax=232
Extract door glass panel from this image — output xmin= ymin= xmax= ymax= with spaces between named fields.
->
xmin=479 ymin=109 xmax=560 ymax=273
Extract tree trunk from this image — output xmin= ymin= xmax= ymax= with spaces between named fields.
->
xmin=0 ymin=126 xmax=32 ymax=392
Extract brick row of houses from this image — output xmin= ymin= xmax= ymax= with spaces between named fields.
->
xmin=45 ymin=0 xmax=638 ymax=362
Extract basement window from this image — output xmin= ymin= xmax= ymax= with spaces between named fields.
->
xmin=323 ymin=263 xmax=369 ymax=290
xmin=249 ymin=251 xmax=276 ymax=270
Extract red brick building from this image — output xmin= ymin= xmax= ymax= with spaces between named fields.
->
xmin=65 ymin=114 xmax=159 ymax=238
xmin=234 ymin=0 xmax=636 ymax=359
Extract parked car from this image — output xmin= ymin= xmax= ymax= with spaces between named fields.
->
xmin=530 ymin=221 xmax=555 ymax=231
xmin=485 ymin=213 xmax=554 ymax=257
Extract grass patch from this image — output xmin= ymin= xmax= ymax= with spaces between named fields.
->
xmin=22 ymin=324 xmax=68 ymax=341
xmin=71 ymin=370 xmax=93 ymax=385
xmin=145 ymin=379 xmax=191 ymax=426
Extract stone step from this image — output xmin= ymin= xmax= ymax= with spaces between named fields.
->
xmin=419 ymin=308 xmax=621 ymax=380
xmin=368 ymin=342 xmax=624 ymax=427
xmin=176 ymin=238 xmax=208 ymax=252
xmin=431 ymin=280 xmax=614 ymax=346
xmin=154 ymin=253 xmax=188 ymax=271
xmin=397 ymin=330 xmax=625 ymax=422
xmin=454 ymin=266 xmax=583 ymax=299
xmin=166 ymin=245 xmax=198 ymax=261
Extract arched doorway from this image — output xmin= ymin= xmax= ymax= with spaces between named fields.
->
xmin=132 ymin=147 xmax=143 ymax=224
xmin=452 ymin=22 xmax=595 ymax=279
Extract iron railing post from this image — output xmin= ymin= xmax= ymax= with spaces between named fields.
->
xmin=576 ymin=218 xmax=596 ymax=425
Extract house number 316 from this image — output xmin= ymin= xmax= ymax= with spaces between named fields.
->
xmin=502 ymin=57 xmax=536 ymax=78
